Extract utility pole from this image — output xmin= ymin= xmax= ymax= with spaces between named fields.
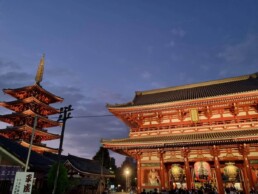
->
xmin=99 ymin=149 xmax=104 ymax=194
xmin=52 ymin=105 xmax=73 ymax=194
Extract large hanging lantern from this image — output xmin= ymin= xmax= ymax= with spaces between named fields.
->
xmin=194 ymin=161 xmax=211 ymax=181
xmin=170 ymin=164 xmax=183 ymax=181
xmin=224 ymin=162 xmax=238 ymax=181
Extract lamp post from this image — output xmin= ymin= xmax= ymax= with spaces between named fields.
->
xmin=125 ymin=168 xmax=130 ymax=192
xmin=52 ymin=105 xmax=73 ymax=194
xmin=25 ymin=116 xmax=37 ymax=172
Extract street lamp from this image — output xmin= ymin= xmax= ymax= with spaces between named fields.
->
xmin=124 ymin=168 xmax=130 ymax=192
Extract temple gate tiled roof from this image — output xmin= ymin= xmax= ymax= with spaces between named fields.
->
xmin=102 ymin=128 xmax=258 ymax=149
xmin=108 ymin=72 xmax=258 ymax=107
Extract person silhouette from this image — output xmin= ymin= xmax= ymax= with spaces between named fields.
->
xmin=141 ymin=189 xmax=147 ymax=194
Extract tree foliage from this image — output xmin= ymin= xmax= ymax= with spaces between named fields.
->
xmin=47 ymin=163 xmax=69 ymax=194
xmin=93 ymin=147 xmax=118 ymax=187
xmin=92 ymin=147 xmax=139 ymax=190
xmin=93 ymin=146 xmax=117 ymax=171
xmin=93 ymin=147 xmax=110 ymax=169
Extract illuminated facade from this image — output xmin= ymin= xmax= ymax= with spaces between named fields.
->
xmin=0 ymin=55 xmax=63 ymax=153
xmin=102 ymin=73 xmax=258 ymax=193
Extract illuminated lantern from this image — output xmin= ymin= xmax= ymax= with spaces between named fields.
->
xmin=170 ymin=164 xmax=183 ymax=181
xmin=224 ymin=162 xmax=238 ymax=181
xmin=194 ymin=161 xmax=211 ymax=181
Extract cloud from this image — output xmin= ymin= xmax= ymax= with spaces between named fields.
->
xmin=0 ymin=59 xmax=32 ymax=101
xmin=165 ymin=40 xmax=175 ymax=48
xmin=199 ymin=65 xmax=210 ymax=72
xmin=0 ymin=58 xmax=128 ymax=167
xmin=218 ymin=34 xmax=258 ymax=66
xmin=214 ymin=34 xmax=258 ymax=78
xmin=171 ymin=27 xmax=186 ymax=37
xmin=150 ymin=81 xmax=166 ymax=89
xmin=0 ymin=59 xmax=21 ymax=73
xmin=146 ymin=46 xmax=154 ymax=54
xmin=46 ymin=84 xmax=128 ymax=165
xmin=165 ymin=28 xmax=185 ymax=49
xmin=46 ymin=92 xmax=128 ymax=166
xmin=141 ymin=71 xmax=152 ymax=80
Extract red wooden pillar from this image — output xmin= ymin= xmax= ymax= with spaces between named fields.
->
xmin=136 ymin=154 xmax=142 ymax=194
xmin=239 ymin=144 xmax=254 ymax=192
xmin=211 ymin=145 xmax=224 ymax=194
xmin=242 ymin=164 xmax=249 ymax=194
xmin=182 ymin=148 xmax=192 ymax=190
xmin=159 ymin=151 xmax=166 ymax=191
xmin=164 ymin=165 xmax=169 ymax=190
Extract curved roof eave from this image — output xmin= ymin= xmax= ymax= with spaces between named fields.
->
xmin=3 ymin=83 xmax=63 ymax=103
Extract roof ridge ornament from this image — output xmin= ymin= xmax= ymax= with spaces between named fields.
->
xmin=35 ymin=54 xmax=45 ymax=85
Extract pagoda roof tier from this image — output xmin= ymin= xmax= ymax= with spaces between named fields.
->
xmin=3 ymin=83 xmax=63 ymax=104
xmin=0 ymin=96 xmax=59 ymax=115
xmin=20 ymin=140 xmax=58 ymax=154
xmin=102 ymin=128 xmax=258 ymax=151
xmin=0 ymin=125 xmax=60 ymax=140
xmin=107 ymin=72 xmax=258 ymax=108
xmin=0 ymin=111 xmax=60 ymax=128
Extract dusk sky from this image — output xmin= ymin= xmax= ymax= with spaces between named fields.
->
xmin=0 ymin=1 xmax=258 ymax=166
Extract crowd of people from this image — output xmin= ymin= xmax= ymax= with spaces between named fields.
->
xmin=139 ymin=187 xmax=255 ymax=194
xmin=140 ymin=187 xmax=218 ymax=194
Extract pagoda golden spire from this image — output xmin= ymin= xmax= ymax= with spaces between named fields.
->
xmin=35 ymin=54 xmax=45 ymax=85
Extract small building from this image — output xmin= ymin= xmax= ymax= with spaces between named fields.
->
xmin=0 ymin=135 xmax=114 ymax=194
xmin=0 ymin=135 xmax=53 ymax=194
xmin=44 ymin=152 xmax=114 ymax=194
xmin=65 ymin=154 xmax=114 ymax=194
xmin=102 ymin=72 xmax=258 ymax=193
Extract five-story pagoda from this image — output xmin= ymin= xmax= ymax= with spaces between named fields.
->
xmin=0 ymin=55 xmax=63 ymax=154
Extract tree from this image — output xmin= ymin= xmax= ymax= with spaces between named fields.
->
xmin=47 ymin=163 xmax=69 ymax=194
xmin=119 ymin=157 xmax=137 ymax=190
xmin=110 ymin=157 xmax=117 ymax=172
xmin=93 ymin=146 xmax=111 ymax=169
xmin=93 ymin=147 xmax=118 ymax=189
xmin=93 ymin=147 xmax=117 ymax=170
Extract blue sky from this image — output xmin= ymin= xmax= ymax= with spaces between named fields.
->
xmin=0 ymin=0 xmax=258 ymax=166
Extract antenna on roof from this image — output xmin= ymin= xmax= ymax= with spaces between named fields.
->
xmin=35 ymin=54 xmax=45 ymax=85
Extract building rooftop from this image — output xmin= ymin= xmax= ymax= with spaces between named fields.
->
xmin=44 ymin=152 xmax=113 ymax=176
xmin=108 ymin=72 xmax=258 ymax=107
xmin=0 ymin=135 xmax=53 ymax=171
xmin=66 ymin=154 xmax=113 ymax=176
xmin=102 ymin=128 xmax=258 ymax=149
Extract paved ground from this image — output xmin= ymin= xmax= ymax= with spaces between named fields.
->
xmin=111 ymin=192 xmax=131 ymax=194
xmin=111 ymin=192 xmax=130 ymax=194
xmin=108 ymin=191 xmax=137 ymax=194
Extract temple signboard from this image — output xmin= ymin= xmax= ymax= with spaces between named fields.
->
xmin=0 ymin=165 xmax=22 ymax=181
xmin=12 ymin=172 xmax=34 ymax=194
